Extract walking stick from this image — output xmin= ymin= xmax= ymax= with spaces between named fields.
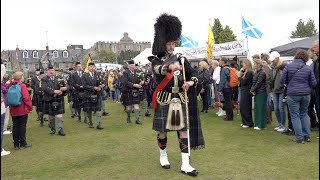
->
xmin=180 ymin=57 xmax=191 ymax=156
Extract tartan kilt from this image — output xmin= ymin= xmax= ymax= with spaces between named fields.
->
xmin=73 ymin=94 xmax=84 ymax=108
xmin=153 ymin=102 xmax=187 ymax=132
xmin=122 ymin=91 xmax=140 ymax=106
xmin=43 ymin=99 xmax=65 ymax=116
xmin=32 ymin=94 xmax=38 ymax=106
xmin=36 ymin=96 xmax=44 ymax=112
xmin=83 ymin=96 xmax=101 ymax=112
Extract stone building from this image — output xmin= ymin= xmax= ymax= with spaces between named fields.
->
xmin=1 ymin=45 xmax=88 ymax=77
xmin=93 ymin=32 xmax=151 ymax=54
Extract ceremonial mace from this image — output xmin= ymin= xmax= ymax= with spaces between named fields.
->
xmin=180 ymin=56 xmax=191 ymax=156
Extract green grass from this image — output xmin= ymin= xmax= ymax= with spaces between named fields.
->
xmin=1 ymin=100 xmax=319 ymax=180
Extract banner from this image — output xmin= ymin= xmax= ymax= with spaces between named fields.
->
xmin=183 ymin=39 xmax=245 ymax=59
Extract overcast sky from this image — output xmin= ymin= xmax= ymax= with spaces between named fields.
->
xmin=1 ymin=0 xmax=319 ymax=56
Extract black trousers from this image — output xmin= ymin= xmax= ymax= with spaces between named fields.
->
xmin=308 ymin=94 xmax=319 ymax=128
xmin=12 ymin=114 xmax=28 ymax=147
xmin=286 ymin=103 xmax=293 ymax=130
xmin=222 ymin=88 xmax=233 ymax=120
xmin=200 ymin=85 xmax=209 ymax=111
xmin=240 ymin=89 xmax=253 ymax=126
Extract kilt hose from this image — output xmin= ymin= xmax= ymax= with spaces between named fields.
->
xmin=153 ymin=102 xmax=187 ymax=132
xmin=122 ymin=91 xmax=140 ymax=106
xmin=83 ymin=96 xmax=101 ymax=112
xmin=43 ymin=98 xmax=65 ymax=116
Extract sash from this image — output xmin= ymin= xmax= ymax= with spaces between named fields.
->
xmin=152 ymin=71 xmax=174 ymax=109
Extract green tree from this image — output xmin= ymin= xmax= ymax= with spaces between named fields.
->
xmin=291 ymin=19 xmax=318 ymax=38
xmin=94 ymin=49 xmax=116 ymax=63
xmin=117 ymin=50 xmax=140 ymax=64
xmin=218 ymin=25 xmax=237 ymax=43
xmin=212 ymin=18 xmax=223 ymax=44
xmin=175 ymin=41 xmax=181 ymax=47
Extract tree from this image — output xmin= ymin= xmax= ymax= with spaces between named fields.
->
xmin=94 ymin=49 xmax=116 ymax=63
xmin=291 ymin=19 xmax=317 ymax=38
xmin=218 ymin=25 xmax=237 ymax=43
xmin=117 ymin=50 xmax=140 ymax=64
xmin=175 ymin=41 xmax=181 ymax=47
xmin=212 ymin=18 xmax=223 ymax=44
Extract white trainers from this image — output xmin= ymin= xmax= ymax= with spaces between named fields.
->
xmin=274 ymin=125 xmax=281 ymax=131
xmin=3 ymin=131 xmax=12 ymax=135
xmin=254 ymin=127 xmax=261 ymax=130
xmin=241 ymin=124 xmax=249 ymax=128
xmin=215 ymin=108 xmax=221 ymax=115
xmin=218 ymin=110 xmax=226 ymax=117
xmin=277 ymin=127 xmax=286 ymax=132
xmin=1 ymin=149 xmax=11 ymax=157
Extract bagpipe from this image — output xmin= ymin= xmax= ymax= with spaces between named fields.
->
xmin=56 ymin=75 xmax=68 ymax=96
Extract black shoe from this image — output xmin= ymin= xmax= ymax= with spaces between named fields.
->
xmin=71 ymin=115 xmax=75 ymax=118
xmin=58 ymin=129 xmax=66 ymax=136
xmin=304 ymin=135 xmax=311 ymax=142
xmin=200 ymin=109 xmax=204 ymax=112
xmin=44 ymin=119 xmax=48 ymax=121
xmin=145 ymin=112 xmax=151 ymax=117
xmin=161 ymin=165 xmax=170 ymax=169
xmin=14 ymin=146 xmax=20 ymax=150
xmin=204 ymin=110 xmax=208 ymax=113
xmin=21 ymin=144 xmax=32 ymax=148
xmin=223 ymin=117 xmax=233 ymax=121
xmin=89 ymin=123 xmax=94 ymax=128
xmin=102 ymin=112 xmax=109 ymax=116
xmin=136 ymin=120 xmax=142 ymax=125
xmin=77 ymin=117 xmax=81 ymax=122
xmin=97 ymin=124 xmax=104 ymax=129
xmin=293 ymin=139 xmax=305 ymax=144
xmin=50 ymin=129 xmax=56 ymax=134
xmin=282 ymin=129 xmax=294 ymax=136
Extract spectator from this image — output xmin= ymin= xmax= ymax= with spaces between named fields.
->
xmin=261 ymin=53 xmax=273 ymax=124
xmin=281 ymin=49 xmax=317 ymax=143
xmin=1 ymin=60 xmax=10 ymax=156
xmin=310 ymin=42 xmax=319 ymax=131
xmin=212 ymin=60 xmax=225 ymax=116
xmin=218 ymin=57 xmax=233 ymax=121
xmin=198 ymin=61 xmax=210 ymax=113
xmin=238 ymin=59 xmax=254 ymax=128
xmin=2 ymin=74 xmax=12 ymax=135
xmin=269 ymin=51 xmax=286 ymax=132
xmin=7 ymin=71 xmax=33 ymax=149
xmin=251 ymin=59 xmax=267 ymax=130
xmin=108 ymin=71 xmax=115 ymax=101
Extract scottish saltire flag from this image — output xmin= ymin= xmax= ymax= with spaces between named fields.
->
xmin=181 ymin=34 xmax=198 ymax=48
xmin=242 ymin=16 xmax=262 ymax=39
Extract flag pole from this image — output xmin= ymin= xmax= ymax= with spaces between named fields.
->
xmin=246 ymin=34 xmax=249 ymax=59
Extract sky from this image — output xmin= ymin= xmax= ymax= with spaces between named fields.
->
xmin=1 ymin=0 xmax=319 ymax=56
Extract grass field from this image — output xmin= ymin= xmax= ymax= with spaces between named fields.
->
xmin=1 ymin=100 xmax=319 ymax=180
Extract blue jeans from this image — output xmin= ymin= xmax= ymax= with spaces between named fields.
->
xmin=208 ymin=84 xmax=214 ymax=106
xmin=288 ymin=95 xmax=311 ymax=141
xmin=109 ymin=90 xmax=115 ymax=100
xmin=1 ymin=113 xmax=5 ymax=151
xmin=273 ymin=93 xmax=286 ymax=127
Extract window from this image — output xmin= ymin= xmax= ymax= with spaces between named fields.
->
xmin=33 ymin=51 xmax=38 ymax=58
xmin=23 ymin=51 xmax=28 ymax=58
xmin=53 ymin=50 xmax=58 ymax=58
xmin=112 ymin=45 xmax=117 ymax=53
xmin=35 ymin=64 xmax=38 ymax=69
xmin=63 ymin=50 xmax=68 ymax=58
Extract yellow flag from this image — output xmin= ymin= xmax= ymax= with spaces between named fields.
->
xmin=84 ymin=54 xmax=92 ymax=73
xmin=207 ymin=20 xmax=215 ymax=59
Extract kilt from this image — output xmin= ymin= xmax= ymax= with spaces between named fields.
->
xmin=32 ymin=94 xmax=38 ymax=106
xmin=83 ymin=95 xmax=101 ymax=112
xmin=43 ymin=98 xmax=65 ymax=116
xmin=73 ymin=94 xmax=84 ymax=109
xmin=153 ymin=102 xmax=187 ymax=132
xmin=139 ymin=88 xmax=147 ymax=101
xmin=36 ymin=96 xmax=44 ymax=112
xmin=122 ymin=91 xmax=140 ymax=106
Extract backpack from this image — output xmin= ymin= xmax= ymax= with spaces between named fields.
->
xmin=6 ymin=82 xmax=22 ymax=106
xmin=228 ymin=67 xmax=239 ymax=88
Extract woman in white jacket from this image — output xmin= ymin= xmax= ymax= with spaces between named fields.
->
xmin=1 ymin=60 xmax=10 ymax=156
xmin=211 ymin=60 xmax=226 ymax=116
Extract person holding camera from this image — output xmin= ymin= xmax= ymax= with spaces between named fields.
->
xmin=42 ymin=66 xmax=68 ymax=136
xmin=81 ymin=62 xmax=104 ymax=129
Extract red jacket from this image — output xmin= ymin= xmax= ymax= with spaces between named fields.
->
xmin=8 ymin=80 xmax=33 ymax=117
